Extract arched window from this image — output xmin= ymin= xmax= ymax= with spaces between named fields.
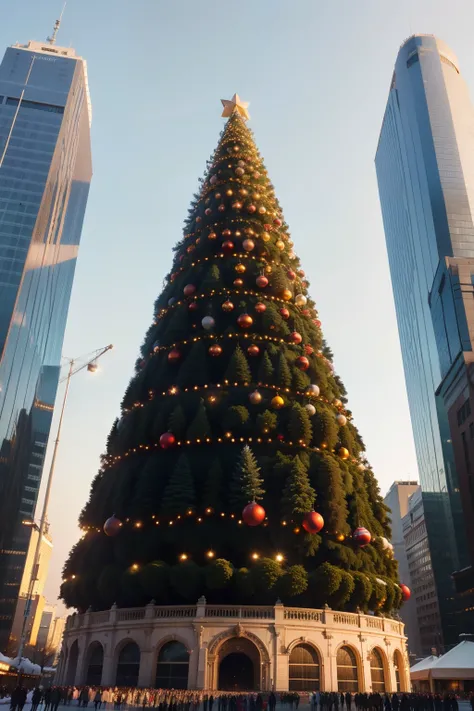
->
xmin=289 ymin=643 xmax=320 ymax=691
xmin=393 ymin=650 xmax=403 ymax=692
xmin=336 ymin=646 xmax=359 ymax=692
xmin=66 ymin=640 xmax=79 ymax=686
xmin=116 ymin=642 xmax=140 ymax=687
xmin=370 ymin=648 xmax=386 ymax=692
xmin=86 ymin=643 xmax=104 ymax=686
xmin=155 ymin=641 xmax=189 ymax=689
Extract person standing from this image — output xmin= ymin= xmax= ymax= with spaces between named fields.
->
xmin=31 ymin=688 xmax=42 ymax=711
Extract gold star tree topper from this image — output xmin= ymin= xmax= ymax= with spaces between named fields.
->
xmin=221 ymin=93 xmax=250 ymax=121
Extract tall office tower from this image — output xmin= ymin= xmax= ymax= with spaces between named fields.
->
xmin=384 ymin=481 xmax=421 ymax=657
xmin=402 ymin=490 xmax=443 ymax=656
xmin=0 ymin=33 xmax=92 ymax=652
xmin=8 ymin=522 xmax=53 ymax=655
xmin=375 ymin=34 xmax=474 ymax=648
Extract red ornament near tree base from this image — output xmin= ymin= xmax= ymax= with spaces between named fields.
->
xmin=302 ymin=511 xmax=324 ymax=534
xmin=242 ymin=501 xmax=266 ymax=527
xmin=353 ymin=526 xmax=371 ymax=547
xmin=400 ymin=584 xmax=411 ymax=602
xmin=168 ymin=348 xmax=181 ymax=363
xmin=160 ymin=432 xmax=176 ymax=449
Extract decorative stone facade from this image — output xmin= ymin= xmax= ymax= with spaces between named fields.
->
xmin=56 ymin=600 xmax=410 ymax=693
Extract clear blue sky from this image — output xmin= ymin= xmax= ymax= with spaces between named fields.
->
xmin=2 ymin=0 xmax=473 ymax=612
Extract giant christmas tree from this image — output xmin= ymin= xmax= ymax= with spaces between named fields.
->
xmin=62 ymin=95 xmax=406 ymax=616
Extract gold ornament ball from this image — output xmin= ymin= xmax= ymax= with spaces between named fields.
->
xmin=222 ymin=300 xmax=234 ymax=312
xmin=232 ymin=201 xmax=243 ymax=210
xmin=234 ymin=278 xmax=244 ymax=287
xmin=249 ymin=391 xmax=262 ymax=405
xmin=276 ymin=240 xmax=285 ymax=251
xmin=235 ymin=263 xmax=246 ymax=274
xmin=258 ymin=206 xmax=266 ymax=214
xmin=333 ymin=398 xmax=343 ymax=408
xmin=215 ymin=192 xmax=222 ymax=199
xmin=265 ymin=266 xmax=272 ymax=275
xmin=271 ymin=395 xmax=285 ymax=409
xmin=262 ymin=232 xmax=271 ymax=243
xmin=338 ymin=447 xmax=350 ymax=460
xmin=240 ymin=189 xmax=249 ymax=197
xmin=253 ymin=193 xmax=261 ymax=200
xmin=243 ymin=239 xmax=255 ymax=252
xmin=336 ymin=533 xmax=345 ymax=542
xmin=226 ymin=189 xmax=233 ymax=197
xmin=282 ymin=289 xmax=292 ymax=301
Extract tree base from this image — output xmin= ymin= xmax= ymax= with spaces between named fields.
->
xmin=57 ymin=600 xmax=409 ymax=692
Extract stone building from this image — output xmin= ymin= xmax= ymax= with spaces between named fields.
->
xmin=57 ymin=600 xmax=409 ymax=693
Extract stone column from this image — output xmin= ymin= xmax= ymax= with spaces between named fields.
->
xmin=101 ymin=605 xmax=118 ymax=686
xmin=192 ymin=624 xmax=206 ymax=689
xmin=384 ymin=639 xmax=396 ymax=692
xmin=74 ymin=640 xmax=87 ymax=686
xmin=358 ymin=633 xmax=371 ymax=693
xmin=322 ymin=630 xmax=336 ymax=692
xmin=272 ymin=602 xmax=287 ymax=691
xmin=138 ymin=616 xmax=155 ymax=687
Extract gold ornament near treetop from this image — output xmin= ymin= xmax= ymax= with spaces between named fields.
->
xmin=221 ymin=93 xmax=250 ymax=121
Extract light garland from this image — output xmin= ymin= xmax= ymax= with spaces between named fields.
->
xmin=146 ymin=330 xmax=322 ymax=356
xmin=122 ymin=380 xmax=348 ymax=418
xmin=102 ymin=430 xmax=359 ymax=472
xmin=154 ymin=287 xmax=318 ymax=324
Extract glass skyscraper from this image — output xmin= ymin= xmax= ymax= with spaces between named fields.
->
xmin=375 ymin=35 xmax=474 ymax=649
xmin=0 ymin=39 xmax=92 ymax=652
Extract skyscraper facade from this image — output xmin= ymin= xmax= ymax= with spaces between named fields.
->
xmin=375 ymin=34 xmax=474 ymax=648
xmin=0 ymin=39 xmax=92 ymax=651
xmin=384 ymin=481 xmax=421 ymax=657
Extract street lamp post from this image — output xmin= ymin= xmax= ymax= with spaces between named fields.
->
xmin=15 ymin=344 xmax=113 ymax=671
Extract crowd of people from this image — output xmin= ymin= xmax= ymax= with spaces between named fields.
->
xmin=3 ymin=687 xmax=474 ymax=711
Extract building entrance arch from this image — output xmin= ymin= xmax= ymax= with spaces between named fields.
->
xmin=65 ymin=640 xmax=79 ymax=686
xmin=217 ymin=638 xmax=260 ymax=691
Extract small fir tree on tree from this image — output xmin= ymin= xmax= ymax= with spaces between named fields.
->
xmin=230 ymin=445 xmax=265 ymax=507
xmin=161 ymin=454 xmax=195 ymax=516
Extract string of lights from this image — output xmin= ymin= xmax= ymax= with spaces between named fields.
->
xmin=154 ymin=286 xmax=318 ymax=324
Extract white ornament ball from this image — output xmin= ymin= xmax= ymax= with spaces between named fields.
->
xmin=295 ymin=294 xmax=307 ymax=307
xmin=237 ymin=160 xmax=245 ymax=168
xmin=357 ymin=462 xmax=365 ymax=471
xmin=201 ymin=316 xmax=215 ymax=330
xmin=336 ymin=413 xmax=347 ymax=427
xmin=305 ymin=404 xmax=316 ymax=416
xmin=307 ymin=384 xmax=320 ymax=397
xmin=210 ymin=175 xmax=218 ymax=185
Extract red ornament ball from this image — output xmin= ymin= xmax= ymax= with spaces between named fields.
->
xmin=222 ymin=300 xmax=234 ymax=312
xmin=247 ymin=204 xmax=257 ymax=214
xmin=296 ymin=356 xmax=310 ymax=370
xmin=242 ymin=501 xmax=266 ymax=527
xmin=302 ymin=511 xmax=324 ymax=535
xmin=208 ymin=231 xmax=217 ymax=240
xmin=188 ymin=301 xmax=198 ymax=312
xmin=243 ymin=239 xmax=255 ymax=252
xmin=218 ymin=204 xmax=226 ymax=212
xmin=287 ymin=270 xmax=296 ymax=280
xmin=205 ymin=208 xmax=212 ymax=216
xmin=234 ymin=278 xmax=244 ymax=287
xmin=168 ymin=348 xmax=181 ymax=363
xmin=249 ymin=390 xmax=262 ymax=405
xmin=274 ymin=217 xmax=283 ymax=227
xmin=222 ymin=240 xmax=234 ymax=252
xmin=304 ymin=345 xmax=314 ymax=355
xmin=255 ymin=302 xmax=266 ymax=314
xmin=280 ymin=308 xmax=290 ymax=320
xmin=183 ymin=284 xmax=196 ymax=297
xmin=160 ymin=431 xmax=176 ymax=449
xmin=209 ymin=344 xmax=223 ymax=357
xmin=290 ymin=331 xmax=303 ymax=344
xmin=247 ymin=344 xmax=260 ymax=357
xmin=256 ymin=275 xmax=269 ymax=288
xmin=277 ymin=433 xmax=285 ymax=441
xmin=104 ymin=515 xmax=122 ymax=537
xmin=237 ymin=313 xmax=253 ymax=329
xmin=222 ymin=228 xmax=232 ymax=237
xmin=353 ymin=527 xmax=372 ymax=547
xmin=314 ymin=319 xmax=322 ymax=328
xmin=400 ymin=584 xmax=411 ymax=602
